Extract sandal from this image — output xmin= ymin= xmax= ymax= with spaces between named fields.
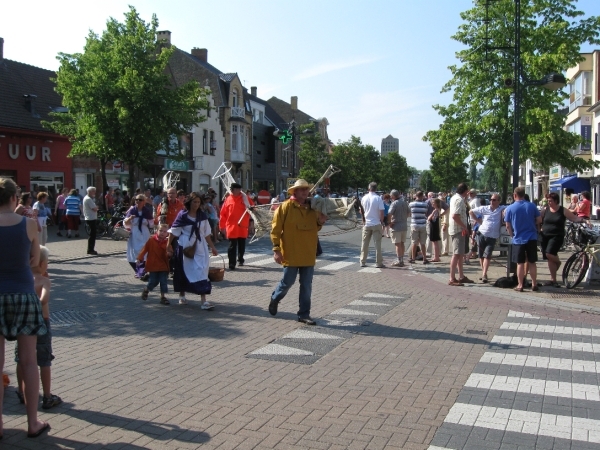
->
xmin=513 ymin=287 xmax=523 ymax=292
xmin=141 ymin=289 xmax=149 ymax=301
xmin=160 ymin=297 xmax=170 ymax=305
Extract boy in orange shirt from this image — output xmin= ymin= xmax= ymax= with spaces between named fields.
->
xmin=138 ymin=223 xmax=171 ymax=305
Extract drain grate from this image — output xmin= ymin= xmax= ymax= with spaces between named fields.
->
xmin=50 ymin=310 xmax=106 ymax=328
xmin=465 ymin=329 xmax=487 ymax=336
xmin=548 ymin=291 xmax=600 ymax=299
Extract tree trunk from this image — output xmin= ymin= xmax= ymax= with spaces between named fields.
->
xmin=127 ymin=162 xmax=136 ymax=197
xmin=100 ymin=157 xmax=109 ymax=199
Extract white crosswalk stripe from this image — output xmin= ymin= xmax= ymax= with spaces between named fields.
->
xmin=480 ymin=352 xmax=600 ymax=373
xmin=444 ymin=403 xmax=600 ymax=442
xmin=500 ymin=322 xmax=600 ymax=336
xmin=491 ymin=335 xmax=600 ymax=353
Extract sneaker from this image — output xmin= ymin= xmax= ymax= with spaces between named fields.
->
xmin=179 ymin=297 xmax=187 ymax=305
xmin=238 ymin=260 xmax=244 ymax=266
xmin=201 ymin=301 xmax=214 ymax=310
xmin=391 ymin=261 xmax=401 ymax=267
xmin=360 ymin=263 xmax=367 ymax=267
xmin=87 ymin=250 xmax=98 ymax=255
xmin=268 ymin=300 xmax=279 ymax=316
xmin=375 ymin=264 xmax=385 ymax=268
xmin=42 ymin=394 xmax=62 ymax=409
xmin=298 ymin=317 xmax=316 ymax=325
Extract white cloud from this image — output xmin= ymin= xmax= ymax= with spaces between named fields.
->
xmin=292 ymin=57 xmax=381 ymax=81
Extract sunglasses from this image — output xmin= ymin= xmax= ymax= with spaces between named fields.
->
xmin=135 ymin=199 xmax=144 ymax=202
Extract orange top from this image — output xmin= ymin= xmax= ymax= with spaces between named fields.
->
xmin=137 ymin=235 xmax=170 ymax=272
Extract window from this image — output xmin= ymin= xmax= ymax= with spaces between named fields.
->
xmin=210 ymin=131 xmax=216 ymax=156
xmin=232 ymin=125 xmax=238 ymax=151
xmin=202 ymin=129 xmax=208 ymax=155
xmin=240 ymin=125 xmax=246 ymax=154
xmin=281 ymin=146 xmax=288 ymax=167
xmin=232 ymin=89 xmax=238 ymax=108
xmin=246 ymin=127 xmax=250 ymax=155
xmin=569 ymin=72 xmax=592 ymax=112
xmin=246 ymin=170 xmax=250 ymax=189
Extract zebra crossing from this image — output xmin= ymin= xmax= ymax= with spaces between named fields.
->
xmin=247 ymin=292 xmax=407 ymax=364
xmin=240 ymin=251 xmax=407 ymax=273
xmin=428 ymin=311 xmax=600 ymax=449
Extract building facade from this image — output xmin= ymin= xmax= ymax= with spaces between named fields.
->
xmin=381 ymin=135 xmax=399 ymax=157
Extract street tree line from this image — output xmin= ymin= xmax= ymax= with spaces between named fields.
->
xmin=297 ymin=131 xmax=417 ymax=194
xmin=423 ymin=0 xmax=600 ymax=201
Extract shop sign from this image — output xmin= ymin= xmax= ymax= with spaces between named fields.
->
xmin=287 ymin=178 xmax=297 ymax=188
xmin=164 ymin=159 xmax=189 ymax=171
xmin=107 ymin=179 xmax=120 ymax=187
xmin=549 ymin=166 xmax=561 ymax=180
xmin=7 ymin=144 xmax=51 ymax=161
xmin=582 ymin=116 xmax=592 ymax=151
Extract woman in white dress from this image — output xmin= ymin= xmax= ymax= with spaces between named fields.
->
xmin=124 ymin=194 xmax=153 ymax=278
xmin=167 ymin=192 xmax=218 ymax=308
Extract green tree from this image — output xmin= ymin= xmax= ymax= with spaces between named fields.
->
xmin=423 ymin=0 xmax=600 ymax=201
xmin=44 ymin=6 xmax=209 ymax=193
xmin=298 ymin=124 xmax=331 ymax=185
xmin=428 ymin=140 xmax=469 ymax=192
xmin=418 ymin=170 xmax=439 ymax=193
xmin=378 ymin=152 xmax=411 ymax=192
xmin=330 ymin=136 xmax=380 ymax=192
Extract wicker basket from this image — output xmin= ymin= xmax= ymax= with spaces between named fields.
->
xmin=208 ymin=255 xmax=225 ymax=282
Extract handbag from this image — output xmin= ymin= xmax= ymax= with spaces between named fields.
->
xmin=183 ymin=239 xmax=197 ymax=258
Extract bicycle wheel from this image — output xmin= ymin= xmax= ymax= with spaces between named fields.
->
xmin=97 ymin=220 xmax=108 ymax=237
xmin=562 ymin=251 xmax=589 ymax=289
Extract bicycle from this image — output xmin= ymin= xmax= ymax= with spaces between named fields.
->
xmin=562 ymin=224 xmax=600 ymax=289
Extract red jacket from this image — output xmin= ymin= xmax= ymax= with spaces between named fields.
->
xmin=219 ymin=194 xmax=253 ymax=239
xmin=137 ymin=235 xmax=170 ymax=272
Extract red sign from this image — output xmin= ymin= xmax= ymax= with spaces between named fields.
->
xmin=257 ymin=190 xmax=271 ymax=205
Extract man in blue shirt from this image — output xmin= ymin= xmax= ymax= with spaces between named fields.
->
xmin=504 ymin=187 xmax=541 ymax=291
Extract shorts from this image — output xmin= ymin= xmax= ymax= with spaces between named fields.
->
xmin=411 ymin=228 xmax=427 ymax=246
xmin=451 ymin=233 xmax=466 ymax=255
xmin=540 ymin=234 xmax=564 ymax=256
xmin=390 ymin=230 xmax=406 ymax=244
xmin=15 ymin=318 xmax=54 ymax=367
xmin=511 ymin=240 xmax=538 ymax=264
xmin=0 ymin=293 xmax=47 ymax=341
xmin=476 ymin=234 xmax=497 ymax=259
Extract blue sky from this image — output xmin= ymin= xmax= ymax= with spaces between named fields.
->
xmin=2 ymin=0 xmax=597 ymax=170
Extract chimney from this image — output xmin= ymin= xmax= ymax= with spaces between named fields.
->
xmin=291 ymin=96 xmax=298 ymax=111
xmin=251 ymin=86 xmax=257 ymax=96
xmin=23 ymin=94 xmax=40 ymax=118
xmin=0 ymin=37 xmax=4 ymax=61
xmin=157 ymin=30 xmax=171 ymax=45
xmin=191 ymin=48 xmax=207 ymax=62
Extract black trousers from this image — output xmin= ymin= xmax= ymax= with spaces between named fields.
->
xmin=86 ymin=219 xmax=97 ymax=252
xmin=228 ymin=238 xmax=246 ymax=268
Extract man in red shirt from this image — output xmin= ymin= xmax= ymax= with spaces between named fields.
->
xmin=220 ymin=183 xmax=253 ymax=270
xmin=158 ymin=187 xmax=184 ymax=227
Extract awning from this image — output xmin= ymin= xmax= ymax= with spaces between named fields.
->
xmin=549 ymin=175 xmax=590 ymax=193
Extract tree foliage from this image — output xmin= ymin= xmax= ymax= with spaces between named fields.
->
xmin=378 ymin=152 xmax=411 ymax=192
xmin=297 ymin=124 xmax=331 ymax=184
xmin=329 ymin=136 xmax=380 ymax=193
xmin=423 ymin=0 xmax=600 ymax=201
xmin=44 ymin=6 xmax=209 ymax=193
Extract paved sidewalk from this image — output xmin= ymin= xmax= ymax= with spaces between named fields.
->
xmin=3 ymin=225 xmax=600 ymax=449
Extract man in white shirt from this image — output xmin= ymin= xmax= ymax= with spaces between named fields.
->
xmin=360 ymin=182 xmax=385 ymax=267
xmin=469 ymin=193 xmax=505 ymax=283
xmin=468 ymin=189 xmax=481 ymax=209
xmin=448 ymin=183 xmax=472 ymax=286
xmin=83 ymin=186 xmax=99 ymax=255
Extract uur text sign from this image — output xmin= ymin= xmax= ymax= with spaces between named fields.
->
xmin=7 ymin=144 xmax=51 ymax=161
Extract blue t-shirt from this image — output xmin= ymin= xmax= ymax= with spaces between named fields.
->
xmin=64 ymin=195 xmax=81 ymax=216
xmin=504 ymin=200 xmax=540 ymax=244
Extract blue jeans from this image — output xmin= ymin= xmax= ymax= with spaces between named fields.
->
xmin=146 ymin=271 xmax=168 ymax=294
xmin=271 ymin=266 xmax=315 ymax=319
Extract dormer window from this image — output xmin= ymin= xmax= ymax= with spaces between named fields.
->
xmin=232 ymin=89 xmax=238 ymax=108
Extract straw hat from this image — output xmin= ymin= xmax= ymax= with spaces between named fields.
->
xmin=287 ymin=179 xmax=313 ymax=195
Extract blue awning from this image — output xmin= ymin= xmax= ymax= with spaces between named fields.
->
xmin=549 ymin=175 xmax=590 ymax=193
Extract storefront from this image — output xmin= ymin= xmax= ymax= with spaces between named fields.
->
xmin=0 ymin=134 xmax=72 ymax=201
xmin=549 ymin=174 xmax=591 ymax=205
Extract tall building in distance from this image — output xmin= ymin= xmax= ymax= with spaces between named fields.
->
xmin=381 ymin=135 xmax=399 ymax=157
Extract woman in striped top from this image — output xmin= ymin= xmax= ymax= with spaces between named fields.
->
xmin=64 ymin=189 xmax=82 ymax=238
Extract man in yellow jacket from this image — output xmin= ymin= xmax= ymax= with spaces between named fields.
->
xmin=268 ymin=179 xmax=327 ymax=325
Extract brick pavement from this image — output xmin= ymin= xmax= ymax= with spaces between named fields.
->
xmin=3 ymin=224 xmax=600 ymax=448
